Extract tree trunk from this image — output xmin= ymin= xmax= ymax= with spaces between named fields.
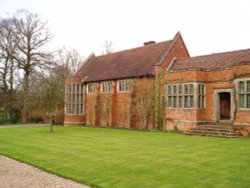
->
xmin=23 ymin=72 xmax=29 ymax=122
xmin=2 ymin=65 xmax=8 ymax=120
xmin=48 ymin=111 xmax=54 ymax=132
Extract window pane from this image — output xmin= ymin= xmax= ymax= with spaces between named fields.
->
xmin=119 ymin=80 xmax=129 ymax=92
xmin=184 ymin=96 xmax=189 ymax=108
xmin=198 ymin=84 xmax=204 ymax=95
xmin=239 ymin=82 xmax=245 ymax=93
xmin=247 ymin=94 xmax=250 ymax=108
xmin=239 ymin=94 xmax=245 ymax=108
xmin=199 ymin=96 xmax=205 ymax=108
xmin=109 ymin=82 xmax=111 ymax=91
xmin=184 ymin=85 xmax=189 ymax=94
xmin=247 ymin=81 xmax=250 ymax=92
xmin=190 ymin=84 xmax=194 ymax=94
xmin=168 ymin=86 xmax=172 ymax=95
xmin=178 ymin=85 xmax=183 ymax=94
xmin=190 ymin=96 xmax=194 ymax=108
xmin=178 ymin=96 xmax=183 ymax=107
xmin=173 ymin=96 xmax=177 ymax=107
xmin=168 ymin=96 xmax=172 ymax=107
xmin=173 ymin=85 xmax=177 ymax=94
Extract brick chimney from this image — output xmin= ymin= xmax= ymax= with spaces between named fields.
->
xmin=144 ymin=41 xmax=156 ymax=46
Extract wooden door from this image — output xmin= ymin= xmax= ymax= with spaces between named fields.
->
xmin=219 ymin=92 xmax=231 ymax=119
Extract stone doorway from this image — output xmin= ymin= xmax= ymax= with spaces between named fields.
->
xmin=219 ymin=92 xmax=231 ymax=120
xmin=213 ymin=89 xmax=235 ymax=123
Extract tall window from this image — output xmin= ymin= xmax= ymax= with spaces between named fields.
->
xmin=198 ymin=84 xmax=205 ymax=108
xmin=65 ymin=84 xmax=85 ymax=114
xmin=238 ymin=81 xmax=250 ymax=108
xmin=166 ymin=83 xmax=205 ymax=109
xmin=118 ymin=79 xmax=130 ymax=92
xmin=87 ymin=83 xmax=97 ymax=94
xmin=101 ymin=81 xmax=112 ymax=93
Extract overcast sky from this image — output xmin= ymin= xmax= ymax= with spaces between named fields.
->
xmin=1 ymin=0 xmax=250 ymax=58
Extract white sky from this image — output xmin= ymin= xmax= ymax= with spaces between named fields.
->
xmin=0 ymin=0 xmax=250 ymax=58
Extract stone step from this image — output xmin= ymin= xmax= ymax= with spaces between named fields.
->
xmin=198 ymin=125 xmax=233 ymax=130
xmin=188 ymin=129 xmax=240 ymax=136
xmin=191 ymin=127 xmax=236 ymax=133
xmin=186 ymin=124 xmax=241 ymax=138
xmin=186 ymin=132 xmax=240 ymax=138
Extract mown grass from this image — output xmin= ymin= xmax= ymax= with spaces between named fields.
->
xmin=0 ymin=126 xmax=250 ymax=188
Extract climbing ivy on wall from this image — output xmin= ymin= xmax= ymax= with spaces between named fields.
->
xmin=151 ymin=73 xmax=165 ymax=130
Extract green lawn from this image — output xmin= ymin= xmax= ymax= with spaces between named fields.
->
xmin=0 ymin=126 xmax=250 ymax=188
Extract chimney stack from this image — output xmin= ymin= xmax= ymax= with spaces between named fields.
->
xmin=144 ymin=41 xmax=156 ymax=46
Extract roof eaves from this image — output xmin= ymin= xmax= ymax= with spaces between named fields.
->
xmin=83 ymin=74 xmax=155 ymax=84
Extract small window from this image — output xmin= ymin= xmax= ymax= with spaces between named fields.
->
xmin=87 ymin=83 xmax=97 ymax=94
xmin=118 ymin=79 xmax=130 ymax=92
xmin=101 ymin=81 xmax=112 ymax=93
xmin=238 ymin=80 xmax=250 ymax=109
xmin=198 ymin=84 xmax=205 ymax=108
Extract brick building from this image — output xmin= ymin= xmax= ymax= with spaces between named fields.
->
xmin=64 ymin=32 xmax=250 ymax=135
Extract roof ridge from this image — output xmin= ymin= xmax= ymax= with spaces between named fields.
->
xmin=170 ymin=47 xmax=250 ymax=72
xmin=180 ymin=48 xmax=250 ymax=60
xmin=95 ymin=40 xmax=173 ymax=59
xmin=154 ymin=33 xmax=178 ymax=66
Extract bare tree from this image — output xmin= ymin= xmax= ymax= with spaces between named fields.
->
xmin=57 ymin=48 xmax=83 ymax=75
xmin=0 ymin=18 xmax=18 ymax=120
xmin=102 ymin=40 xmax=114 ymax=54
xmin=11 ymin=9 xmax=53 ymax=122
xmin=28 ymin=64 xmax=68 ymax=131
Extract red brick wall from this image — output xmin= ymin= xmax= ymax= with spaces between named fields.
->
xmin=164 ymin=69 xmax=234 ymax=131
xmin=232 ymin=64 xmax=250 ymax=130
xmin=84 ymin=78 xmax=154 ymax=129
xmin=155 ymin=33 xmax=190 ymax=74
xmin=86 ymin=92 xmax=97 ymax=126
xmin=113 ymin=92 xmax=131 ymax=128
xmin=64 ymin=114 xmax=85 ymax=126
xmin=85 ymin=81 xmax=131 ymax=128
xmin=65 ymin=76 xmax=82 ymax=84
xmin=164 ymin=67 xmax=250 ymax=133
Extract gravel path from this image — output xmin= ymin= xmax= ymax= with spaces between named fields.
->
xmin=0 ymin=155 xmax=90 ymax=188
xmin=0 ymin=124 xmax=49 ymax=128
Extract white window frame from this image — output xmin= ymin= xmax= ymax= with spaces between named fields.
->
xmin=87 ymin=83 xmax=97 ymax=94
xmin=117 ymin=79 xmax=130 ymax=92
xmin=101 ymin=81 xmax=112 ymax=93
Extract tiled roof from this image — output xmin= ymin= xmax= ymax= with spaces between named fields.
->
xmin=169 ymin=48 xmax=250 ymax=71
xmin=75 ymin=40 xmax=173 ymax=82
